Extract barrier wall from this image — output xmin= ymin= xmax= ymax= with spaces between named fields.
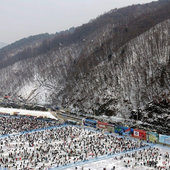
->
xmin=132 ymin=129 xmax=146 ymax=140
xmin=114 ymin=126 xmax=132 ymax=136
xmin=2 ymin=110 xmax=170 ymax=146
xmin=57 ymin=112 xmax=170 ymax=146
xmin=106 ymin=124 xmax=115 ymax=133
xmin=97 ymin=121 xmax=108 ymax=129
xmin=159 ymin=134 xmax=170 ymax=145
xmin=84 ymin=119 xmax=97 ymax=128
xmin=114 ymin=126 xmax=124 ymax=134
xmin=147 ymin=132 xmax=159 ymax=143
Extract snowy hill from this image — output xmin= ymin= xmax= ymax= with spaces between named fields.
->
xmin=0 ymin=0 xmax=169 ymax=122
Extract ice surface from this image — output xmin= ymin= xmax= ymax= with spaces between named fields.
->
xmin=0 ymin=107 xmax=58 ymax=120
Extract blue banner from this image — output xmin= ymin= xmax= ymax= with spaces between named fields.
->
xmin=159 ymin=134 xmax=170 ymax=145
xmin=84 ymin=119 xmax=97 ymax=128
xmin=114 ymin=126 xmax=133 ymax=135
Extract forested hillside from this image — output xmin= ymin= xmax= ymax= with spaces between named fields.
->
xmin=0 ymin=0 xmax=169 ymax=126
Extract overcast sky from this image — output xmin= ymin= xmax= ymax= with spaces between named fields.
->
xmin=0 ymin=0 xmax=157 ymax=44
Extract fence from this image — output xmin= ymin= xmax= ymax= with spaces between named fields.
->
xmin=159 ymin=134 xmax=170 ymax=145
xmin=81 ymin=117 xmax=170 ymax=146
xmin=147 ymin=132 xmax=159 ymax=143
xmin=81 ymin=118 xmax=170 ymax=146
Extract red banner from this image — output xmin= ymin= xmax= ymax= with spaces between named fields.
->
xmin=98 ymin=121 xmax=108 ymax=129
xmin=132 ymin=129 xmax=146 ymax=140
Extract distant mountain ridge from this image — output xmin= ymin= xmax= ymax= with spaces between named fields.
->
xmin=0 ymin=42 xmax=7 ymax=49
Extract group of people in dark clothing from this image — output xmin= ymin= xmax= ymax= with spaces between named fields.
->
xmin=0 ymin=124 xmax=151 ymax=169
xmin=0 ymin=114 xmax=59 ymax=135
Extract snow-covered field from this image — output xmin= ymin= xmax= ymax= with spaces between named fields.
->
xmin=0 ymin=107 xmax=57 ymax=120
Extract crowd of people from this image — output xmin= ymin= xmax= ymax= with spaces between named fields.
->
xmin=74 ymin=147 xmax=170 ymax=170
xmin=0 ymin=126 xmax=148 ymax=169
xmin=0 ymin=114 xmax=169 ymax=170
xmin=120 ymin=147 xmax=170 ymax=169
xmin=0 ymin=113 xmax=60 ymax=135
